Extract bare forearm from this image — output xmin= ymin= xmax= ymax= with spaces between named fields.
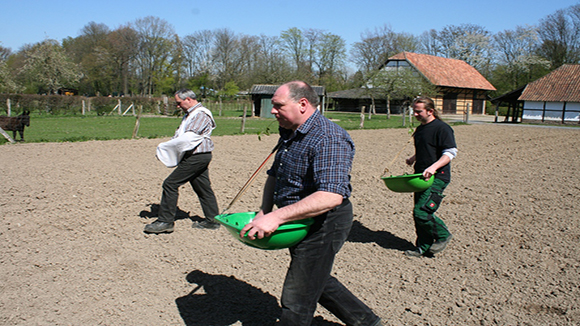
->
xmin=242 ymin=189 xmax=344 ymax=239
xmin=269 ymin=191 xmax=343 ymax=223
xmin=423 ymin=155 xmax=451 ymax=178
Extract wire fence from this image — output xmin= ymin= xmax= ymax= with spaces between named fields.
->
xmin=0 ymin=94 xmax=252 ymax=117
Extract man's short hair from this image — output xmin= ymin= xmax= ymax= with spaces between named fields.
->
xmin=175 ymin=89 xmax=197 ymax=100
xmin=286 ymin=81 xmax=319 ymax=107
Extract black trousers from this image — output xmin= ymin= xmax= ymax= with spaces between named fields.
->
xmin=279 ymin=200 xmax=381 ymax=326
xmin=157 ymin=152 xmax=219 ymax=223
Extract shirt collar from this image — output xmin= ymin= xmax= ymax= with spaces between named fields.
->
xmin=295 ymin=109 xmax=320 ymax=135
xmin=186 ymin=102 xmax=203 ymax=116
xmin=279 ymin=109 xmax=321 ymax=141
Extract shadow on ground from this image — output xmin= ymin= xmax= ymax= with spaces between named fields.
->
xmin=139 ymin=203 xmax=202 ymax=221
xmin=348 ymin=220 xmax=415 ymax=252
xmin=176 ymin=270 xmax=343 ymax=326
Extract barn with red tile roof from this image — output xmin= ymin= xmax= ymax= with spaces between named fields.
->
xmin=328 ymin=52 xmax=496 ymax=115
xmin=518 ymin=64 xmax=580 ymax=123
xmin=382 ymin=52 xmax=496 ymax=114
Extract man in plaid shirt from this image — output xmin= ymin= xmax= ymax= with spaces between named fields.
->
xmin=145 ymin=89 xmax=220 ymax=234
xmin=241 ymin=81 xmax=382 ymax=326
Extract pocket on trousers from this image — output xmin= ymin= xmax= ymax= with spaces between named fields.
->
xmin=420 ymin=190 xmax=444 ymax=214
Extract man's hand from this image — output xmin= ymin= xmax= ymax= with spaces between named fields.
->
xmin=422 ymin=166 xmax=437 ymax=179
xmin=240 ymin=211 xmax=282 ymax=240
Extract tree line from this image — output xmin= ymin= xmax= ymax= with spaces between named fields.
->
xmin=0 ymin=3 xmax=579 ymax=99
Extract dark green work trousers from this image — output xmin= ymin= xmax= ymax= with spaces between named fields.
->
xmin=413 ymin=178 xmax=451 ymax=253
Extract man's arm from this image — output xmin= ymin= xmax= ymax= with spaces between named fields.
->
xmin=240 ymin=190 xmax=343 ymax=240
xmin=423 ymin=155 xmax=450 ymax=179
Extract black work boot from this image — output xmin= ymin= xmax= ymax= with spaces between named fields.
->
xmin=144 ymin=220 xmax=174 ymax=234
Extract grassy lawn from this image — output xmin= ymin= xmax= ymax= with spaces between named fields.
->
xmin=0 ymin=110 xmax=421 ymax=144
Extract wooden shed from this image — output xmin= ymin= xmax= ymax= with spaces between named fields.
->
xmin=519 ymin=64 xmax=580 ymax=123
xmin=329 ymin=52 xmax=496 ymax=115
xmin=249 ymin=84 xmax=326 ymax=118
xmin=326 ymin=88 xmax=398 ymax=114
xmin=490 ymin=86 xmax=526 ymax=123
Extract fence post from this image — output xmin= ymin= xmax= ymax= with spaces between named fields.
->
xmin=82 ymin=100 xmax=86 ymax=115
xmin=465 ymin=103 xmax=470 ymax=123
xmin=118 ymin=99 xmax=122 ymax=115
xmin=132 ymin=105 xmax=143 ymax=139
xmin=240 ymin=105 xmax=247 ymax=133
xmin=7 ymin=98 xmax=11 ymax=116
xmin=163 ymin=96 xmax=168 ymax=115
xmin=359 ymin=106 xmax=365 ymax=129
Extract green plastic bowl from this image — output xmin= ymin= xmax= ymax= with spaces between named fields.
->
xmin=215 ymin=212 xmax=314 ymax=250
xmin=381 ymin=173 xmax=434 ymax=192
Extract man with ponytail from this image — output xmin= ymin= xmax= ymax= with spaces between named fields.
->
xmin=404 ymin=96 xmax=457 ymax=257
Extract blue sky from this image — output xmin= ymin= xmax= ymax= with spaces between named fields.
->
xmin=1 ymin=0 xmax=578 ymax=53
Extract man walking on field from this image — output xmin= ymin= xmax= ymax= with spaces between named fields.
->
xmin=241 ymin=81 xmax=382 ymax=325
xmin=145 ymin=89 xmax=220 ymax=233
xmin=404 ymin=96 xmax=457 ymax=257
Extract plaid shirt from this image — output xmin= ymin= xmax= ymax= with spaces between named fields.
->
xmin=267 ymin=109 xmax=354 ymax=208
xmin=176 ymin=103 xmax=215 ymax=154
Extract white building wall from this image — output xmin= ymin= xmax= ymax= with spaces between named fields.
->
xmin=522 ymin=101 xmax=580 ymax=122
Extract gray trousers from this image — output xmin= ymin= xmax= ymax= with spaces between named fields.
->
xmin=157 ymin=152 xmax=219 ymax=223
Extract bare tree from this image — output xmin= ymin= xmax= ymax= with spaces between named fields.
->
xmin=182 ymin=30 xmax=215 ymax=78
xmin=131 ymin=16 xmax=176 ymax=96
xmin=212 ymin=28 xmax=240 ymax=89
xmin=280 ymin=27 xmax=307 ymax=76
xmin=418 ymin=29 xmax=441 ymax=56
xmin=436 ymin=24 xmax=493 ymax=72
xmin=253 ymin=34 xmax=291 ymax=84
xmin=494 ymin=25 xmax=550 ymax=89
xmin=170 ymin=34 xmax=186 ymax=91
xmin=350 ymin=25 xmax=418 ymax=74
xmin=315 ymin=32 xmax=347 ymax=87
xmin=304 ymin=28 xmax=323 ymax=74
xmin=236 ymin=34 xmax=261 ymax=89
xmin=537 ymin=5 xmax=580 ymax=68
xmin=107 ymin=25 xmax=139 ymax=95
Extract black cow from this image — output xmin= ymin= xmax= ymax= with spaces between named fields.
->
xmin=0 ymin=110 xmax=31 ymax=141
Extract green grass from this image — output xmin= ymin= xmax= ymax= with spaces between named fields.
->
xmin=0 ymin=110 xmax=422 ymax=144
